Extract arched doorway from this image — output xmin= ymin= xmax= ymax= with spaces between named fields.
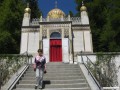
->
xmin=50 ymin=32 xmax=62 ymax=62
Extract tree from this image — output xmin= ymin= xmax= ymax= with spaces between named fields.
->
xmin=99 ymin=0 xmax=120 ymax=52
xmin=0 ymin=0 xmax=42 ymax=53
xmin=75 ymin=0 xmax=120 ymax=52
xmin=69 ymin=11 xmax=74 ymax=17
xmin=0 ymin=31 xmax=18 ymax=54
xmin=0 ymin=0 xmax=25 ymax=53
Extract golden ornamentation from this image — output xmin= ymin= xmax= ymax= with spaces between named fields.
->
xmin=80 ymin=1 xmax=87 ymax=11
xmin=48 ymin=8 xmax=65 ymax=18
xmin=80 ymin=6 xmax=87 ymax=11
xmin=24 ymin=3 xmax=31 ymax=13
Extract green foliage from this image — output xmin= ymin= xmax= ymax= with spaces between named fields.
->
xmin=0 ymin=54 xmax=33 ymax=85
xmin=86 ymin=53 xmax=118 ymax=87
xmin=95 ymin=53 xmax=118 ymax=86
xmin=0 ymin=0 xmax=41 ymax=54
xmin=0 ymin=0 xmax=25 ymax=54
xmin=75 ymin=0 xmax=120 ymax=52
xmin=0 ymin=31 xmax=18 ymax=54
xmin=69 ymin=11 xmax=74 ymax=17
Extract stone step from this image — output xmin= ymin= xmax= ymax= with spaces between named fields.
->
xmin=24 ymin=74 xmax=81 ymax=77
xmin=30 ymin=64 xmax=79 ymax=68
xmin=27 ymin=69 xmax=81 ymax=73
xmin=16 ymin=83 xmax=89 ymax=88
xmin=25 ymin=72 xmax=81 ymax=75
xmin=31 ymin=63 xmax=78 ymax=66
xmin=21 ymin=76 xmax=84 ymax=80
xmin=28 ymin=67 xmax=81 ymax=70
xmin=28 ymin=68 xmax=80 ymax=71
xmin=26 ymin=70 xmax=81 ymax=73
xmin=29 ymin=65 xmax=80 ymax=68
xmin=14 ymin=63 xmax=91 ymax=90
xmin=14 ymin=87 xmax=91 ymax=90
xmin=25 ymin=72 xmax=81 ymax=76
xmin=24 ymin=72 xmax=81 ymax=76
xmin=24 ymin=73 xmax=82 ymax=76
xmin=45 ymin=83 xmax=89 ymax=88
xmin=45 ymin=64 xmax=78 ymax=66
xmin=19 ymin=79 xmax=86 ymax=84
xmin=45 ymin=62 xmax=76 ymax=65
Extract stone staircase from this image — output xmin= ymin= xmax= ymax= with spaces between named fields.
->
xmin=13 ymin=62 xmax=91 ymax=90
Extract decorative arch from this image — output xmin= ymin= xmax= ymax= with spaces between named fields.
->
xmin=50 ymin=32 xmax=61 ymax=39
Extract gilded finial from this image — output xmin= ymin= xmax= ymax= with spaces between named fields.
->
xmin=55 ymin=1 xmax=57 ymax=8
xmin=25 ymin=3 xmax=31 ymax=13
xmin=80 ymin=0 xmax=87 ymax=11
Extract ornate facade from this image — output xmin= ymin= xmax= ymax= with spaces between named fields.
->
xmin=20 ymin=3 xmax=93 ymax=63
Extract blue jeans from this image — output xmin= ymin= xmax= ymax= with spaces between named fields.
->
xmin=35 ymin=66 xmax=44 ymax=87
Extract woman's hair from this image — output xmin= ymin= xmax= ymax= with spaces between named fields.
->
xmin=37 ymin=49 xmax=43 ymax=53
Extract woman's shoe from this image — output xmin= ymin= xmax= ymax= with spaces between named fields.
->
xmin=39 ymin=85 xmax=42 ymax=89
xmin=35 ymin=85 xmax=38 ymax=89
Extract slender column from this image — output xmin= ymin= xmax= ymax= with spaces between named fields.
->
xmin=69 ymin=39 xmax=72 ymax=63
xmin=61 ymin=15 xmax=64 ymax=21
xmin=69 ymin=24 xmax=74 ymax=63
xmin=69 ymin=25 xmax=72 ymax=40
xmin=68 ymin=15 xmax=70 ymax=21
xmin=47 ymin=16 xmax=49 ymax=22
xmin=83 ymin=31 xmax=85 ymax=51
xmin=27 ymin=30 xmax=29 ymax=53
xmin=90 ymin=30 xmax=93 ymax=52
xmin=62 ymin=27 xmax=64 ymax=38
xmin=39 ymin=25 xmax=43 ymax=49
xmin=47 ymin=28 xmax=49 ymax=39
xmin=40 ymin=16 xmax=42 ymax=22
xmin=39 ymin=15 xmax=43 ymax=49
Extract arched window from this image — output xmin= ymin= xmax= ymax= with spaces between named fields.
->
xmin=50 ymin=32 xmax=61 ymax=39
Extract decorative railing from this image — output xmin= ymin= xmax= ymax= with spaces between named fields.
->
xmin=80 ymin=52 xmax=119 ymax=90
xmin=30 ymin=17 xmax=81 ymax=26
xmin=30 ymin=18 xmax=39 ymax=26
xmin=70 ymin=17 xmax=81 ymax=25
xmin=0 ymin=53 xmax=33 ymax=89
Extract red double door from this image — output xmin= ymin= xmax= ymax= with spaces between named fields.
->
xmin=50 ymin=39 xmax=62 ymax=62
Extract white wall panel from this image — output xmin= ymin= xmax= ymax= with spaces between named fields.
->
xmin=43 ymin=39 xmax=49 ymax=63
xmin=20 ymin=33 xmax=28 ymax=53
xmin=73 ymin=31 xmax=84 ymax=52
xmin=28 ymin=32 xmax=39 ymax=53
xmin=62 ymin=38 xmax=69 ymax=63
xmin=81 ymin=11 xmax=89 ymax=25
xmin=84 ymin=31 xmax=92 ymax=52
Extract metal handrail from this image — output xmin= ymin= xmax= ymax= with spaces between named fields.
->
xmin=80 ymin=52 xmax=118 ymax=90
xmin=86 ymin=55 xmax=113 ymax=87
xmin=85 ymin=55 xmax=113 ymax=87
xmin=80 ymin=52 xmax=103 ymax=90
xmin=8 ymin=65 xmax=29 ymax=90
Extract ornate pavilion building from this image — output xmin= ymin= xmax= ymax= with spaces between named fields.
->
xmin=20 ymin=3 xmax=93 ymax=63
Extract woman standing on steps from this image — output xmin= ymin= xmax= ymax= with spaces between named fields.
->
xmin=33 ymin=49 xmax=46 ymax=89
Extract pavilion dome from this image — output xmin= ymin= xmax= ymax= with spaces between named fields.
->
xmin=80 ymin=2 xmax=87 ymax=11
xmin=24 ymin=3 xmax=31 ymax=13
xmin=80 ymin=5 xmax=87 ymax=11
xmin=47 ymin=8 xmax=65 ymax=18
